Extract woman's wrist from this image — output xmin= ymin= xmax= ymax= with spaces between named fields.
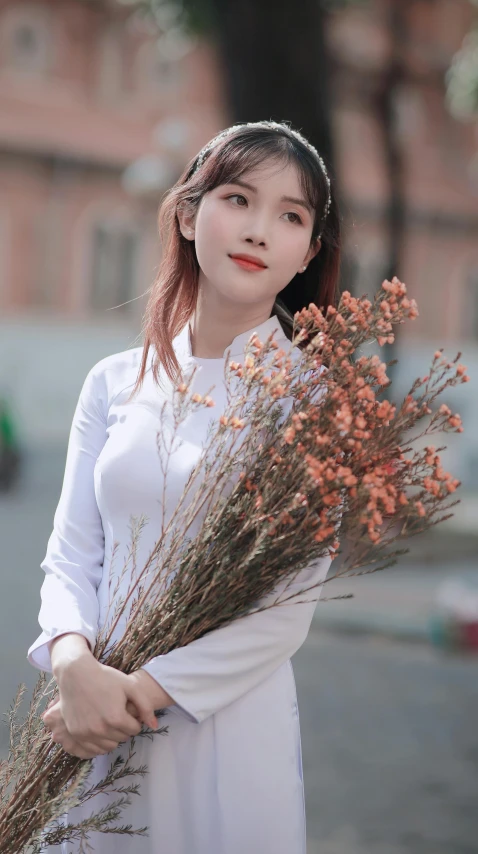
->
xmin=131 ymin=669 xmax=175 ymax=710
xmin=49 ymin=633 xmax=94 ymax=681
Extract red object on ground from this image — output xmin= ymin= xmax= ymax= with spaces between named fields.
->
xmin=461 ymin=621 xmax=478 ymax=649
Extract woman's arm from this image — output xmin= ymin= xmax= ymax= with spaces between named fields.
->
xmin=139 ymin=552 xmax=332 ymax=724
xmin=27 ymin=364 xmax=108 ymax=673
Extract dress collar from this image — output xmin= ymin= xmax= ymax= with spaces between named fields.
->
xmin=174 ymin=313 xmax=289 ymax=363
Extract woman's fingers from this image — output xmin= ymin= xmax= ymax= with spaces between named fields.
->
xmin=65 ymin=739 xmax=103 ymax=759
xmin=53 ymin=725 xmax=122 ymax=754
xmin=50 ymin=731 xmax=119 ymax=758
xmin=45 ymin=705 xmax=120 ymax=755
xmin=42 ymin=705 xmax=62 ymax=731
xmin=82 ymin=723 xmax=131 ymax=744
xmin=126 ymin=699 xmax=141 ymax=719
xmin=46 ymin=678 xmax=155 ymax=758
xmin=50 ymin=731 xmax=93 ymax=757
xmin=80 ymin=737 xmax=121 ymax=753
xmin=42 ymin=699 xmax=60 ymax=724
xmin=55 ymin=658 xmax=148 ymax=745
xmin=43 ymin=698 xmax=139 ymax=746
xmin=76 ymin=738 xmax=119 ymax=756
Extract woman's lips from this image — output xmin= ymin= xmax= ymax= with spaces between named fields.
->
xmin=229 ymin=256 xmax=267 ymax=272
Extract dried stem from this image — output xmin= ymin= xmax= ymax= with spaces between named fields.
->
xmin=0 ymin=279 xmax=469 ymax=851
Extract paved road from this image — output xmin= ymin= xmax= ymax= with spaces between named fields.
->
xmin=296 ymin=629 xmax=478 ymax=854
xmin=1 ymin=449 xmax=477 ymax=853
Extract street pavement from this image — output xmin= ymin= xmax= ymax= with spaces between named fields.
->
xmin=296 ymin=630 xmax=478 ymax=854
xmin=313 ymin=556 xmax=478 ymax=645
xmin=0 ymin=447 xmax=477 ymax=852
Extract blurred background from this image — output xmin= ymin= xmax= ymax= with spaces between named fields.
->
xmin=0 ymin=0 xmax=477 ymax=851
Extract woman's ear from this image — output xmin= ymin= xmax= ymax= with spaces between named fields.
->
xmin=305 ymin=236 xmax=321 ymax=265
xmin=177 ymin=204 xmax=196 ymax=241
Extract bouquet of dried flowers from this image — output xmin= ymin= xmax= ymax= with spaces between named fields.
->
xmin=0 ymin=277 xmax=469 ymax=852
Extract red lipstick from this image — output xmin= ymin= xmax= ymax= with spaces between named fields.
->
xmin=229 ymin=253 xmax=268 ymax=271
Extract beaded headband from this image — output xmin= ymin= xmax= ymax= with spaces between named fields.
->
xmin=191 ymin=120 xmax=332 ymax=239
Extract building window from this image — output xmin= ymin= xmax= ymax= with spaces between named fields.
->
xmin=135 ymin=41 xmax=184 ymax=97
xmin=97 ymin=25 xmax=123 ymax=101
xmin=90 ymin=224 xmax=140 ymax=315
xmin=2 ymin=6 xmax=50 ymax=74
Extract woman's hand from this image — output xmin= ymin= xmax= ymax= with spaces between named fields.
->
xmin=128 ymin=668 xmax=175 ymax=713
xmin=42 ymin=696 xmax=143 ymax=759
xmin=42 ymin=655 xmax=159 ymax=759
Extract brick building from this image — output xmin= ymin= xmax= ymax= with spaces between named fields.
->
xmin=329 ymin=0 xmax=478 ymax=343
xmin=0 ymin=0 xmax=225 ymax=320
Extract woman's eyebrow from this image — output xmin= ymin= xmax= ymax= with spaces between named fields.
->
xmin=228 ymin=179 xmax=313 ymax=215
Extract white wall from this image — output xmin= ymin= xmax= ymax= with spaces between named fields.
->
xmin=0 ymin=315 xmax=142 ymax=448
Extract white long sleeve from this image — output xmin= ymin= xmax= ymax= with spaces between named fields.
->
xmin=141 ymin=552 xmax=332 ymax=724
xmin=27 ymin=364 xmax=107 ymax=673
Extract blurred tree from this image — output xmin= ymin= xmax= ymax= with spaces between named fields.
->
xmin=323 ymin=0 xmax=405 ymax=390
xmin=375 ymin=2 xmax=406 ymax=286
xmin=125 ymin=0 xmax=336 ymax=172
xmin=374 ymin=1 xmax=406 ymax=395
xmin=205 ymin=0 xmax=334 ymax=172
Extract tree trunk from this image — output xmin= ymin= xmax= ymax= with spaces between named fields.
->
xmin=209 ymin=0 xmax=335 ymax=171
xmin=375 ymin=0 xmax=407 ymax=395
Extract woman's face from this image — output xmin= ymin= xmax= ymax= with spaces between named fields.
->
xmin=181 ymin=160 xmax=321 ymax=309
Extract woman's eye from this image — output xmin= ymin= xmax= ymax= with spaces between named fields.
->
xmin=284 ymin=212 xmax=303 ymax=225
xmin=225 ymin=194 xmax=302 ymax=224
xmin=226 ymin=194 xmax=247 ymax=206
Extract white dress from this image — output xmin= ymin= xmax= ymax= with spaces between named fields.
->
xmin=27 ymin=313 xmax=331 ymax=854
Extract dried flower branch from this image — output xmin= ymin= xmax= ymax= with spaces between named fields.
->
xmin=0 ymin=278 xmax=469 ymax=852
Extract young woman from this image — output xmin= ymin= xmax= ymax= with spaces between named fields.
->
xmin=30 ymin=120 xmax=341 ymax=853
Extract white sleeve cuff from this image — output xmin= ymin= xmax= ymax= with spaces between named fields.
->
xmin=140 ymin=662 xmax=200 ymax=724
xmin=27 ymin=626 xmax=97 ymax=673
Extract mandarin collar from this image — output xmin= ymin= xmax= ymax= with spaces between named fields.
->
xmin=174 ymin=314 xmax=288 ymax=363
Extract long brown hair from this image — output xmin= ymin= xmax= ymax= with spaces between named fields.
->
xmin=128 ymin=122 xmax=341 ymax=400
